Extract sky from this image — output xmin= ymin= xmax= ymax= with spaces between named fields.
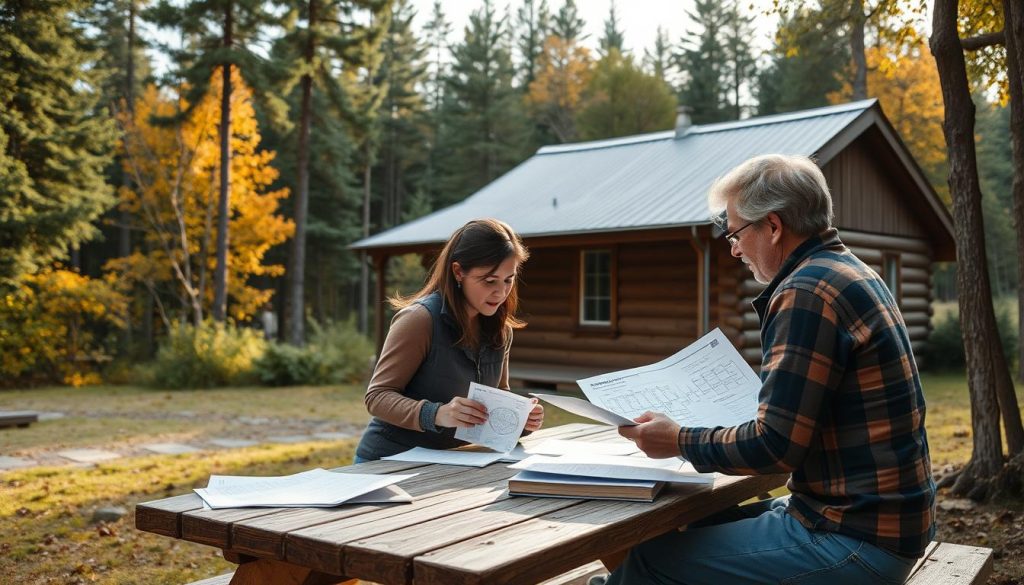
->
xmin=408 ymin=0 xmax=783 ymax=58
xmin=147 ymin=0 xmax=783 ymax=78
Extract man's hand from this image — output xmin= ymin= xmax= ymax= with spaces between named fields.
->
xmin=435 ymin=396 xmax=488 ymax=428
xmin=618 ymin=411 xmax=682 ymax=459
xmin=525 ymin=399 xmax=544 ymax=432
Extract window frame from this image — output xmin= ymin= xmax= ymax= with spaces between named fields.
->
xmin=576 ymin=248 xmax=617 ymax=332
xmin=882 ymin=252 xmax=902 ymax=304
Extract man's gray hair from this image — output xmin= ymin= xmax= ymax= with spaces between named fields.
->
xmin=708 ymin=154 xmax=834 ymax=237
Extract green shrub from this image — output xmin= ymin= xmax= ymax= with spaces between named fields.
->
xmin=254 ymin=342 xmax=322 ymax=386
xmin=254 ymin=319 xmax=374 ymax=386
xmin=149 ymin=321 xmax=267 ymax=389
xmin=925 ymin=305 xmax=1017 ymax=372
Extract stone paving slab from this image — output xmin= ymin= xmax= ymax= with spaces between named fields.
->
xmin=208 ymin=438 xmax=259 ymax=448
xmin=267 ymin=434 xmax=312 ymax=443
xmin=140 ymin=443 xmax=200 ymax=455
xmin=0 ymin=455 xmax=36 ymax=470
xmin=312 ymin=432 xmax=354 ymax=441
xmin=57 ymin=449 xmax=122 ymax=463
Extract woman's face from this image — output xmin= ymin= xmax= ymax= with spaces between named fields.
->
xmin=453 ymin=256 xmax=518 ymax=320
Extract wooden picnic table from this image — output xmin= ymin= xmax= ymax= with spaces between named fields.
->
xmin=136 ymin=423 xmax=788 ymax=585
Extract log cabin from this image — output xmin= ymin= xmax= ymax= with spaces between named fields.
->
xmin=352 ymin=99 xmax=955 ymax=391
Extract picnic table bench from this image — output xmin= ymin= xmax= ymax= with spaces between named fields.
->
xmin=137 ymin=423 xmax=788 ymax=585
xmin=0 ymin=410 xmax=38 ymax=429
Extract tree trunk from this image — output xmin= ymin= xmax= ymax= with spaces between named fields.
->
xmin=212 ymin=2 xmax=233 ymax=322
xmin=359 ymin=149 xmax=371 ymax=335
xmin=1003 ymin=0 xmax=1024 ymax=453
xmin=120 ymin=0 xmax=136 ymax=349
xmin=287 ymin=0 xmax=316 ymax=346
xmin=850 ymin=0 xmax=868 ymax=100
xmin=930 ymin=0 xmax=1010 ymax=500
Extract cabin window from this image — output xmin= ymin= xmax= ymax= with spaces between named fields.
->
xmin=883 ymin=253 xmax=901 ymax=303
xmin=580 ymin=250 xmax=612 ymax=325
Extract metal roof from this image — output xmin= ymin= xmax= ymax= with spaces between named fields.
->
xmin=353 ymin=100 xmax=881 ymax=250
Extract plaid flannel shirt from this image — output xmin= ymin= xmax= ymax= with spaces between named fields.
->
xmin=678 ymin=228 xmax=936 ymax=558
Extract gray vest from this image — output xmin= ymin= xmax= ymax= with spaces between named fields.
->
xmin=355 ymin=292 xmax=505 ymax=460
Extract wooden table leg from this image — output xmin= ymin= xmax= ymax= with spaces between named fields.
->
xmin=223 ymin=550 xmax=355 ymax=585
xmin=598 ymin=549 xmax=629 ymax=573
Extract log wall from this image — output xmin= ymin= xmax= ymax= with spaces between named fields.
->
xmin=512 ymin=240 xmax=701 ymax=371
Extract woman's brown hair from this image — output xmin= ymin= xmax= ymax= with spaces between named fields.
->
xmin=391 ymin=218 xmax=529 ymax=349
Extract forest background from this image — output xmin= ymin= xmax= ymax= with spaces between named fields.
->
xmin=0 ymin=0 xmax=1013 ymax=388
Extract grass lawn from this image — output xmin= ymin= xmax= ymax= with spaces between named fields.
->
xmin=0 ymin=376 xmax=1021 ymax=584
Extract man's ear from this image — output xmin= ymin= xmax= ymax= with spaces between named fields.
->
xmin=766 ymin=212 xmax=784 ymax=245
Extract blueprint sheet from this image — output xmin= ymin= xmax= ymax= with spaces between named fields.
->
xmin=454 ymin=382 xmax=533 ymax=453
xmin=577 ymin=328 xmax=760 ymax=428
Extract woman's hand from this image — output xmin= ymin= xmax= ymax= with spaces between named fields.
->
xmin=435 ymin=396 xmax=488 ymax=428
xmin=525 ymin=399 xmax=544 ymax=432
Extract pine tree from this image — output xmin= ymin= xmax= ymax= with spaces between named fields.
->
xmin=721 ymin=3 xmax=756 ymax=119
xmin=271 ymin=0 xmax=389 ymax=343
xmin=84 ymin=1 xmax=157 ymax=352
xmin=515 ymin=0 xmax=550 ymax=86
xmin=551 ymin=0 xmax=585 ymax=43
xmin=418 ymin=0 xmax=451 ymax=228
xmin=146 ymin=0 xmax=284 ymax=321
xmin=439 ymin=0 xmax=530 ymax=205
xmin=675 ymin=0 xmax=730 ymax=123
xmin=375 ymin=0 xmax=428 ymax=229
xmin=757 ymin=10 xmax=848 ymax=115
xmin=600 ymin=1 xmax=625 ymax=56
xmin=644 ymin=26 xmax=673 ymax=84
xmin=0 ymin=0 xmax=117 ymax=286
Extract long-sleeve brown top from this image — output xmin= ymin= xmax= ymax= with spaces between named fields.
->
xmin=363 ymin=304 xmax=511 ymax=431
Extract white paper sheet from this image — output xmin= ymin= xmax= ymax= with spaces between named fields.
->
xmin=381 ymin=446 xmax=505 ymax=467
xmin=577 ymin=328 xmax=760 ymax=428
xmin=509 ymin=454 xmax=714 ymax=484
xmin=199 ymin=483 xmax=413 ymax=509
xmin=529 ymin=392 xmax=637 ymax=426
xmin=454 ymin=382 xmax=534 ymax=453
xmin=525 ymin=438 xmax=640 ymax=456
xmin=497 ymin=438 xmax=639 ymax=462
xmin=193 ymin=468 xmax=416 ymax=509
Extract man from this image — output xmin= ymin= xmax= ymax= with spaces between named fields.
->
xmin=595 ymin=154 xmax=935 ymax=584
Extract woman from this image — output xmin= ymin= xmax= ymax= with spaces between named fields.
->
xmin=354 ymin=218 xmax=544 ymax=462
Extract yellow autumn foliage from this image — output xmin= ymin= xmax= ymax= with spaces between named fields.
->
xmin=830 ymin=43 xmax=949 ymax=203
xmin=526 ymin=36 xmax=593 ymax=142
xmin=0 ymin=268 xmax=127 ymax=386
xmin=107 ymin=67 xmax=294 ymax=324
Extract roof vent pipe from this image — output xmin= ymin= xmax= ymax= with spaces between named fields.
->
xmin=675 ymin=105 xmax=693 ymax=139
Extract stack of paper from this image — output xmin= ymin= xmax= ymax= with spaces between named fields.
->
xmin=507 ymin=470 xmax=665 ymax=502
xmin=506 ymin=453 xmax=713 ymax=501
xmin=193 ymin=468 xmax=416 ymax=509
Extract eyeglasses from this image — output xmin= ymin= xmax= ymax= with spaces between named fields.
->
xmin=725 ymin=222 xmax=755 ymax=246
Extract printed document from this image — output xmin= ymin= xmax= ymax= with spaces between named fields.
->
xmin=577 ymin=328 xmax=760 ymax=428
xmin=497 ymin=438 xmax=639 ymax=462
xmin=193 ymin=468 xmax=416 ymax=509
xmin=529 ymin=392 xmax=636 ymax=426
xmin=510 ymin=454 xmax=714 ymax=484
xmin=382 ymin=446 xmax=506 ymax=467
xmin=454 ymin=382 xmax=533 ymax=453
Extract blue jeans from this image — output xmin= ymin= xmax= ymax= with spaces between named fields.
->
xmin=353 ymin=454 xmax=370 ymax=464
xmin=606 ymin=497 xmax=917 ymax=585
